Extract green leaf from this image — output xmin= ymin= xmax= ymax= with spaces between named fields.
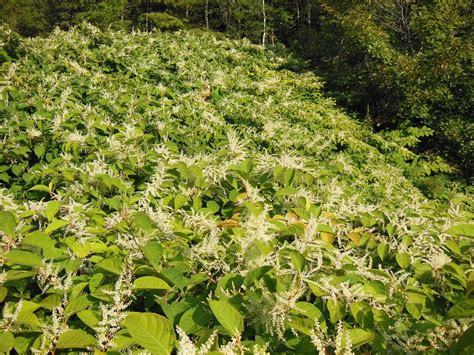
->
xmin=22 ymin=231 xmax=56 ymax=250
xmin=377 ymin=243 xmax=389 ymax=261
xmin=6 ymin=270 xmax=36 ymax=281
xmin=452 ymin=324 xmax=474 ymax=354
xmin=348 ymin=328 xmax=375 ymax=349
xmin=29 ymin=184 xmax=50 ymax=193
xmin=34 ymin=145 xmax=46 ymax=158
xmin=178 ymin=306 xmax=213 ymax=334
xmin=97 ymin=256 xmax=123 ymax=275
xmin=122 ymin=312 xmax=175 ymax=354
xmin=56 ymin=329 xmax=96 ymax=349
xmin=283 ymin=168 xmax=295 ymax=185
xmin=466 ymin=272 xmax=474 ymax=297
xmin=64 ymin=295 xmax=92 ymax=318
xmin=327 ymin=299 xmax=345 ymax=324
xmin=447 ymin=299 xmax=474 ymax=319
xmin=208 ymin=299 xmax=244 ymax=336
xmin=0 ymin=286 xmax=7 ymax=303
xmin=0 ymin=211 xmax=16 ymax=237
xmin=275 ymin=186 xmax=298 ymax=197
xmin=360 ymin=214 xmax=377 ymax=228
xmin=6 ymin=249 xmax=43 ymax=267
xmin=349 ymin=302 xmax=374 ymax=328
xmin=44 ymin=201 xmax=61 ymax=222
xmin=77 ymin=310 xmax=100 ymax=329
xmin=288 ymin=250 xmax=306 ymax=271
xmin=142 ymin=241 xmax=163 ymax=269
xmin=174 ymin=194 xmax=188 ymax=210
xmin=44 ymin=218 xmax=69 ymax=234
xmin=446 ymin=224 xmax=474 ymax=239
xmin=294 ymin=302 xmax=324 ymax=323
xmin=16 ymin=309 xmax=41 ymax=327
xmin=132 ymin=212 xmax=153 ymax=233
xmin=39 ymin=294 xmax=62 ymax=310
xmin=133 ymin=276 xmax=171 ymax=290
xmin=0 ymin=331 xmax=14 ymax=352
xmin=316 ymin=224 xmax=335 ymax=234
xmin=406 ymin=303 xmax=422 ymax=320
xmin=395 ymin=252 xmax=410 ymax=269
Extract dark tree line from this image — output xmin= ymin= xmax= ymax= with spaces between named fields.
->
xmin=1 ymin=0 xmax=472 ymax=179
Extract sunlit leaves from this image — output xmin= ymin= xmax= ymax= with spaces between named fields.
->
xmin=0 ymin=25 xmax=471 ymax=354
xmin=123 ymin=313 xmax=175 ymax=354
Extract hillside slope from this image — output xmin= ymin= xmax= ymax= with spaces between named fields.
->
xmin=0 ymin=25 xmax=473 ymax=353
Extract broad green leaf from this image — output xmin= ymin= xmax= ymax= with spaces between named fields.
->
xmin=294 ymin=302 xmax=324 ymax=323
xmin=142 ymin=241 xmax=163 ymax=269
xmin=275 ymin=186 xmax=298 ymax=197
xmin=395 ymin=253 xmax=410 ymax=269
xmin=452 ymin=324 xmax=474 ymax=354
xmin=44 ymin=201 xmax=61 ymax=222
xmin=406 ymin=303 xmax=422 ymax=320
xmin=280 ymin=223 xmax=306 ymax=237
xmin=288 ymin=250 xmax=306 ymax=271
xmin=446 ymin=224 xmax=474 ymax=238
xmin=132 ymin=212 xmax=153 ymax=233
xmin=316 ymin=224 xmax=335 ymax=234
xmin=0 ymin=286 xmax=7 ymax=302
xmin=34 ymin=145 xmax=46 ymax=158
xmin=0 ymin=331 xmax=14 ymax=352
xmin=209 ymin=299 xmax=244 ymax=336
xmin=56 ymin=329 xmax=96 ymax=349
xmin=22 ymin=231 xmax=56 ymax=250
xmin=97 ymin=257 xmax=123 ymax=275
xmin=133 ymin=276 xmax=171 ymax=290
xmin=360 ymin=215 xmax=377 ymax=228
xmin=6 ymin=270 xmax=36 ymax=281
xmin=77 ymin=310 xmax=100 ymax=329
xmin=243 ymin=266 xmax=272 ymax=288
xmin=286 ymin=315 xmax=317 ymax=336
xmin=6 ymin=249 xmax=43 ymax=267
xmin=0 ymin=211 xmax=16 ymax=237
xmin=327 ymin=299 xmax=345 ymax=324
xmin=16 ymin=311 xmax=41 ymax=327
xmin=122 ymin=312 xmax=175 ymax=354
xmin=64 ymin=295 xmax=92 ymax=318
xmin=39 ymin=294 xmax=62 ymax=310
xmin=283 ymin=168 xmax=295 ymax=185
xmin=174 ymin=194 xmax=188 ymax=210
xmin=348 ymin=328 xmax=376 ymax=349
xmin=447 ymin=299 xmax=474 ymax=319
xmin=377 ymin=243 xmax=389 ymax=261
xmin=109 ymin=334 xmax=136 ymax=351
xmin=44 ymin=218 xmax=69 ymax=234
xmin=350 ymin=302 xmax=374 ymax=328
xmin=178 ymin=306 xmax=212 ymax=334
xmin=467 ymin=272 xmax=474 ymax=297
xmin=29 ymin=184 xmax=50 ymax=193
xmin=307 ymin=280 xmax=327 ymax=297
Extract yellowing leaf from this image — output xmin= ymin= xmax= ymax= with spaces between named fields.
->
xmin=321 ymin=232 xmax=335 ymax=244
xmin=217 ymin=219 xmax=239 ymax=228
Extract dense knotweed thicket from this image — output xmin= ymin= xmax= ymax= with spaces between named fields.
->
xmin=0 ymin=25 xmax=473 ymax=353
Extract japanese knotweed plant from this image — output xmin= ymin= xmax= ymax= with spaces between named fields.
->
xmin=0 ymin=24 xmax=473 ymax=354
